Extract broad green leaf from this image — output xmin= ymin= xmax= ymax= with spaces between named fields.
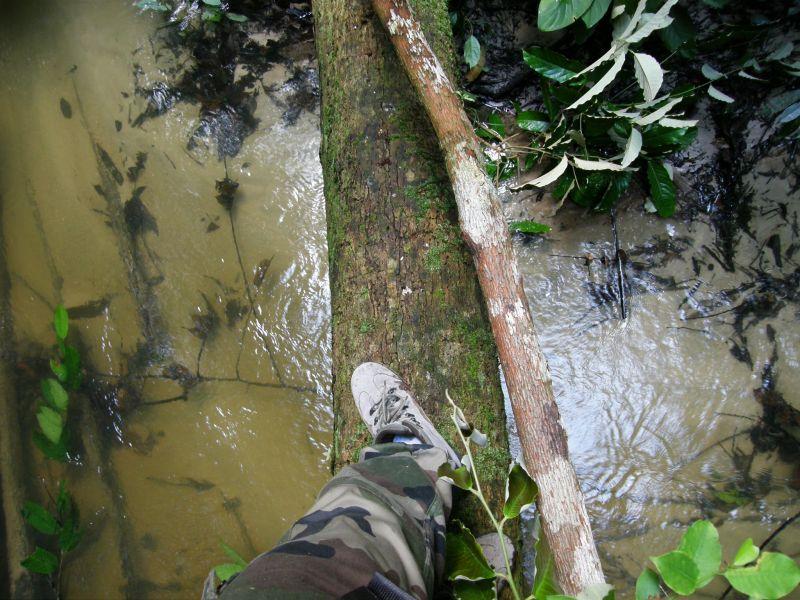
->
xmin=658 ymin=7 xmax=695 ymax=54
xmin=503 ymin=462 xmax=538 ymax=518
xmin=50 ymin=359 xmax=68 ymax=383
xmin=635 ymin=568 xmax=662 ymax=600
xmin=633 ymin=97 xmax=682 ymax=127
xmin=438 ymin=463 xmax=474 ymax=490
xmin=221 ymin=542 xmax=247 ymax=567
xmin=63 ymin=345 xmax=82 ymax=391
xmin=572 ymin=172 xmax=611 ymax=207
xmin=538 ymin=0 xmax=594 ymax=32
xmin=708 ymin=85 xmax=734 ymax=103
xmin=701 ymin=63 xmax=724 ymax=81
xmin=59 ymin=525 xmax=82 ymax=552
xmin=464 ymin=36 xmax=481 ymax=69
xmin=678 ymin=520 xmax=721 ymax=587
xmin=646 ymin=160 xmax=675 ymax=217
xmin=732 ymin=538 xmax=759 ymax=567
xmin=53 ymin=305 xmax=68 ymax=340
xmin=202 ymin=8 xmax=222 ymax=21
xmin=650 ymin=550 xmax=699 ymax=595
xmin=37 ymin=406 xmax=63 ymax=444
xmin=533 ymin=531 xmax=559 ymax=599
xmin=659 ymin=117 xmax=698 ymax=128
xmin=776 ymin=102 xmax=800 ymax=125
xmin=516 ymin=155 xmax=570 ymax=189
xmin=621 ymin=128 xmax=642 ymax=167
xmin=624 ymin=0 xmax=679 ymax=44
xmin=632 ymin=53 xmax=663 ymax=102
xmin=453 ymin=579 xmax=495 ymax=600
xmin=445 ymin=521 xmax=496 ymax=581
xmin=517 ymin=110 xmax=550 ymax=132
xmin=225 ymin=12 xmax=248 ymax=22
xmin=510 ymin=221 xmax=552 ymax=235
xmin=487 ymin=113 xmax=505 ymax=138
xmin=33 ymin=431 xmax=69 ymax=462
xmin=723 ymin=552 xmax=800 ymax=599
xmin=581 ymin=0 xmax=612 ymax=28
xmin=595 ymin=172 xmax=632 ymax=212
xmin=21 ymin=547 xmax=59 ymax=574
xmin=42 ymin=378 xmax=68 ymax=411
xmin=21 ymin=501 xmax=58 ymax=535
xmin=202 ymin=0 xmax=221 ymax=5
xmin=642 ymin=124 xmax=697 ymax=154
xmin=215 ymin=563 xmax=244 ymax=582
xmin=523 ymin=47 xmax=583 ymax=83
xmin=566 ymin=51 xmax=627 ymax=110
xmin=573 ymin=157 xmax=626 ymax=171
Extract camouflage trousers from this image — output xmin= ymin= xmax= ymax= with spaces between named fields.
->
xmin=217 ymin=442 xmax=452 ymax=600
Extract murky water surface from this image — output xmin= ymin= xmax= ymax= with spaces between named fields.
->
xmin=509 ymin=146 xmax=800 ymax=593
xmin=1 ymin=1 xmax=799 ymax=598
xmin=1 ymin=1 xmax=330 ymax=597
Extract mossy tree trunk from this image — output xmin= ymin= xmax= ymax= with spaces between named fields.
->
xmin=313 ymin=0 xmax=512 ymax=530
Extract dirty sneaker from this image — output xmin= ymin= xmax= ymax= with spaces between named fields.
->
xmin=351 ymin=362 xmax=460 ymax=467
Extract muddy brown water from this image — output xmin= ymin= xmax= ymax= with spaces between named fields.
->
xmin=1 ymin=1 xmax=798 ymax=599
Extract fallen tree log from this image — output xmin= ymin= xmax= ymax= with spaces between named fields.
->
xmin=312 ymin=0 xmax=513 ymax=533
xmin=371 ymin=0 xmax=606 ymax=594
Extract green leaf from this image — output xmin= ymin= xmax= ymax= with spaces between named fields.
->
xmin=453 ymin=579 xmax=496 ymax=600
xmin=517 ymin=110 xmax=550 ymax=132
xmin=581 ymin=0 xmax=612 ymax=28
xmin=225 ymin=12 xmax=248 ymax=22
xmin=732 ymin=538 xmax=760 ymax=567
xmin=650 ymin=550 xmax=699 ymax=595
xmin=37 ymin=406 xmax=63 ymax=445
xmin=723 ymin=552 xmax=800 ymax=599
xmin=202 ymin=0 xmax=221 ymax=4
xmin=503 ymin=462 xmax=538 ymax=518
xmin=56 ymin=484 xmax=81 ymax=552
xmin=221 ymin=542 xmax=247 ymax=567
xmin=33 ymin=431 xmax=69 ymax=462
xmin=708 ymin=85 xmax=734 ymax=103
xmin=510 ymin=220 xmax=552 ymax=235
xmin=635 ymin=568 xmax=662 ymax=600
xmin=53 ymin=305 xmax=68 ymax=340
xmin=21 ymin=501 xmax=58 ymax=535
xmin=523 ymin=47 xmax=584 ymax=83
xmin=215 ymin=563 xmax=244 ymax=583
xmin=678 ymin=520 xmax=721 ymax=587
xmin=21 ymin=547 xmax=58 ymax=574
xmin=533 ymin=531 xmax=559 ymax=599
xmin=641 ymin=124 xmax=697 ymax=154
xmin=658 ymin=7 xmax=695 ymax=55
xmin=464 ymin=35 xmax=481 ymax=69
xmin=445 ymin=521 xmax=496 ymax=581
xmin=63 ymin=345 xmax=82 ymax=391
xmin=59 ymin=525 xmax=82 ymax=552
xmin=488 ymin=113 xmax=505 ymax=138
xmin=202 ymin=8 xmax=222 ymax=21
xmin=438 ymin=463 xmax=474 ymax=490
xmin=41 ymin=378 xmax=69 ymax=412
xmin=776 ymin=102 xmax=800 ymax=125
xmin=595 ymin=172 xmax=632 ymax=212
xmin=50 ymin=359 xmax=68 ymax=383
xmin=538 ymin=0 xmax=594 ymax=31
xmin=646 ymin=160 xmax=675 ymax=217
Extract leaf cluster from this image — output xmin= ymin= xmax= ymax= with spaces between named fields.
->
xmin=20 ymin=482 xmax=82 ymax=575
xmin=135 ymin=0 xmax=247 ymax=28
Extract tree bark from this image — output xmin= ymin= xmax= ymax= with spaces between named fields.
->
xmin=312 ymin=0 xmax=513 ymax=532
xmin=370 ymin=0 xmax=606 ymax=594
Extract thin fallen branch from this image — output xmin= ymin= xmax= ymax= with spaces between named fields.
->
xmin=371 ymin=0 xmax=605 ymax=593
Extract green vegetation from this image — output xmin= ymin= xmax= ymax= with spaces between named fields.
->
xmin=462 ymin=0 xmax=800 ymax=219
xmin=213 ymin=541 xmax=249 ymax=583
xmin=135 ymin=0 xmax=247 ymax=27
xmin=20 ymin=307 xmax=83 ymax=594
xmin=442 ymin=393 xmax=800 ymax=600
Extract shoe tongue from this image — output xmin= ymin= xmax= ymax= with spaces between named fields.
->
xmin=375 ymin=422 xmax=418 ymax=444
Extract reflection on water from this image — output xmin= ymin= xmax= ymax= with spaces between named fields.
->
xmin=0 ymin=0 xmax=330 ymax=597
xmin=512 ymin=146 xmax=800 ymax=592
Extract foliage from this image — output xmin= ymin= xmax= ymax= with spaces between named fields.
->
xmin=135 ymin=0 xmax=248 ymax=29
xmin=20 ymin=307 xmax=84 ymax=593
xmin=213 ymin=541 xmax=248 ymax=584
xmin=441 ymin=393 xmax=800 ymax=599
xmin=469 ymin=0 xmax=800 ymax=218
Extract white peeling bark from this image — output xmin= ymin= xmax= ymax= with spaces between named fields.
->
xmin=371 ymin=0 xmax=606 ymax=594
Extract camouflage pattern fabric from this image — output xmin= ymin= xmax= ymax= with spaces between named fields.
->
xmin=217 ymin=442 xmax=452 ymax=600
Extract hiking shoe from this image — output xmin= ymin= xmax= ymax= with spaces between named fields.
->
xmin=351 ymin=362 xmax=460 ymax=467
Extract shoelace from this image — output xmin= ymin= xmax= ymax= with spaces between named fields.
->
xmin=371 ymin=388 xmax=421 ymax=428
